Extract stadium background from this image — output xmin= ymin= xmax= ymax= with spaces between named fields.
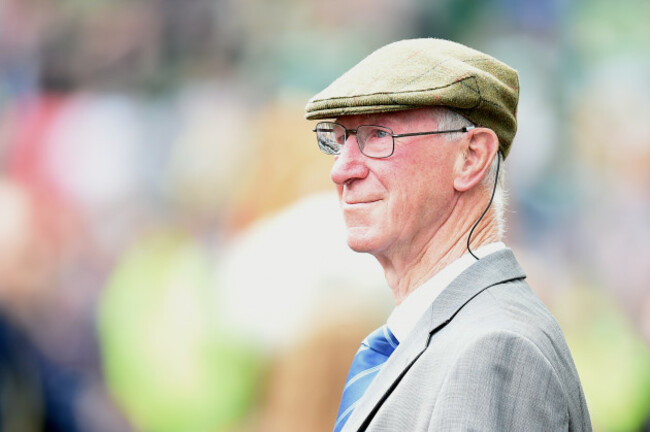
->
xmin=0 ymin=0 xmax=649 ymax=430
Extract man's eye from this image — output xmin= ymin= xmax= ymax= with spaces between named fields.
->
xmin=375 ymin=129 xmax=390 ymax=138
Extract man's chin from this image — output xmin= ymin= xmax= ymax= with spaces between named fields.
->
xmin=347 ymin=241 xmax=371 ymax=253
xmin=345 ymin=228 xmax=379 ymax=254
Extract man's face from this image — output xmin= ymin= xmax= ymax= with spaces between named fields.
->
xmin=331 ymin=108 xmax=461 ymax=261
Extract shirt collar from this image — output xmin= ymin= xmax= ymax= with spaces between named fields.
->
xmin=386 ymin=242 xmax=506 ymax=342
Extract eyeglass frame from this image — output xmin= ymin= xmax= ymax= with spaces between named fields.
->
xmin=313 ymin=121 xmax=475 ymax=159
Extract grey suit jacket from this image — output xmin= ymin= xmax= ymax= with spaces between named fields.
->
xmin=343 ymin=249 xmax=591 ymax=431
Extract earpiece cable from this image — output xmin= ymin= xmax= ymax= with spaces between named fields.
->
xmin=467 ymin=151 xmax=501 ymax=260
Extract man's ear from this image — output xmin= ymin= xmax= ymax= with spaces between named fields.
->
xmin=453 ymin=128 xmax=499 ymax=192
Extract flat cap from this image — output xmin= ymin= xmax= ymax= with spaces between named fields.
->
xmin=305 ymin=38 xmax=519 ymax=158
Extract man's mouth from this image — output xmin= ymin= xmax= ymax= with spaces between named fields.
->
xmin=343 ymin=198 xmax=381 ymax=206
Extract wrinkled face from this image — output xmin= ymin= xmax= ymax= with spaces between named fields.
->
xmin=330 ymin=108 xmax=461 ymax=261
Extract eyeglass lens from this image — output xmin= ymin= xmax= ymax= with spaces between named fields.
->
xmin=315 ymin=123 xmax=394 ymax=158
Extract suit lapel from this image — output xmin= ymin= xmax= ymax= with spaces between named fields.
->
xmin=342 ymin=249 xmax=526 ymax=431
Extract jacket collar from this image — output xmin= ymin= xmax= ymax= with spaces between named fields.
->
xmin=343 ymin=248 xmax=526 ymax=431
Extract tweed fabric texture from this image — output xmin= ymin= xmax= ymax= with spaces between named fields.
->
xmin=305 ymin=38 xmax=520 ymax=158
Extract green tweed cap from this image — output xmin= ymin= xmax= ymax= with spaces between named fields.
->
xmin=305 ymin=38 xmax=520 ymax=158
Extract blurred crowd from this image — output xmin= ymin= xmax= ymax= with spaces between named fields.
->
xmin=0 ymin=0 xmax=649 ymax=431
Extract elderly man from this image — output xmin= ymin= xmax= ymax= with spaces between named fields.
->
xmin=305 ymin=39 xmax=591 ymax=431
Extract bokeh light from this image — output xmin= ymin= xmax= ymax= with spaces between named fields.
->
xmin=0 ymin=0 xmax=648 ymax=430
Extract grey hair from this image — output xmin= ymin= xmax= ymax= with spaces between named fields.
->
xmin=431 ymin=107 xmax=508 ymax=238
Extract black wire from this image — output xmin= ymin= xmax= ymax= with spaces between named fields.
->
xmin=467 ymin=151 xmax=501 ymax=260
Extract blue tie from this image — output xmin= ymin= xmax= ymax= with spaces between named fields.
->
xmin=333 ymin=325 xmax=399 ymax=432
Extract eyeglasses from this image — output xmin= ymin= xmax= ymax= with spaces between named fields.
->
xmin=313 ymin=122 xmax=475 ymax=159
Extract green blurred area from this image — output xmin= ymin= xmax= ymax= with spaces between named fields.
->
xmin=555 ymin=286 xmax=650 ymax=432
xmin=98 ymin=231 xmax=263 ymax=431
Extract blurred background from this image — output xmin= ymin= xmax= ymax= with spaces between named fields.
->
xmin=0 ymin=0 xmax=648 ymax=431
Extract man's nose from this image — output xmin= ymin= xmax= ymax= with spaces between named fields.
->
xmin=330 ymin=135 xmax=369 ymax=185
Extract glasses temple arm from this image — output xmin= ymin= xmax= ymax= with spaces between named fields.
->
xmin=392 ymin=126 xmax=475 ymax=138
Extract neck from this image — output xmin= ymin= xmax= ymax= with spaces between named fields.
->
xmin=378 ymin=205 xmax=500 ymax=305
